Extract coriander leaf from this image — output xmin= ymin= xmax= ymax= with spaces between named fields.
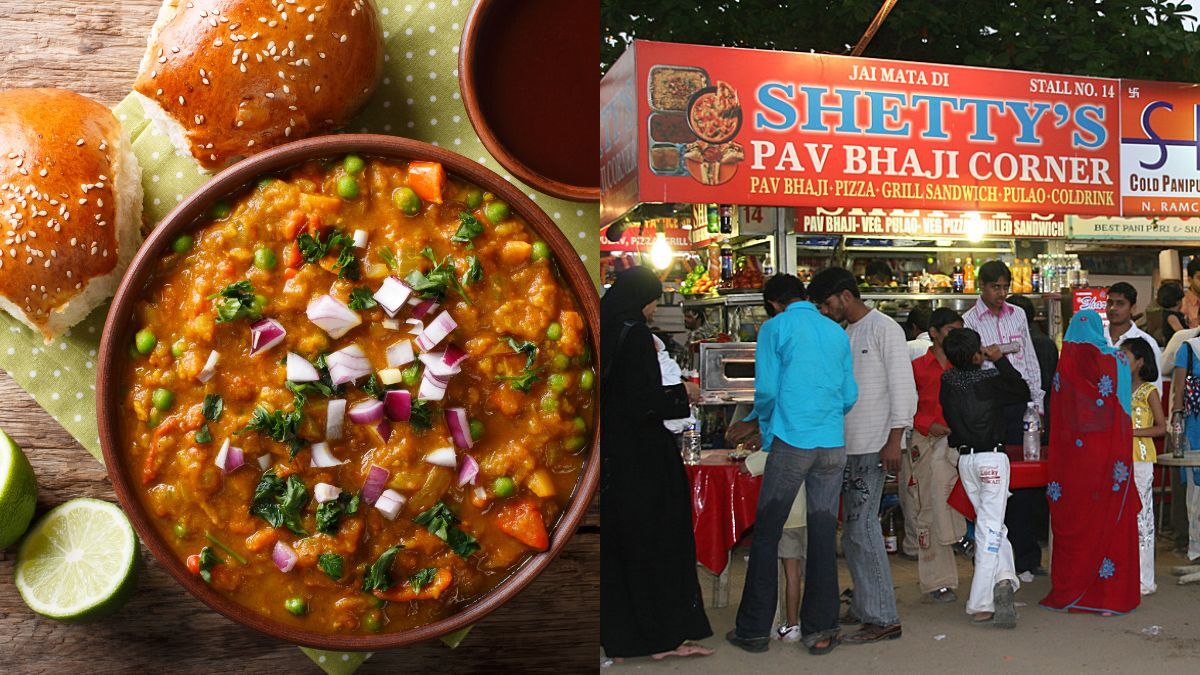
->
xmin=404 ymin=248 xmax=472 ymax=305
xmin=408 ymin=567 xmax=439 ymax=593
xmin=504 ymin=337 xmax=538 ymax=370
xmin=497 ymin=370 xmax=540 ymax=393
xmin=378 ymin=246 xmax=399 ymax=272
xmin=447 ymin=527 xmax=481 ymax=558
xmin=362 ymin=373 xmax=387 ymax=400
xmin=202 ymin=394 xmax=224 ymax=421
xmin=279 ymin=475 xmax=309 ymax=535
xmin=346 ymin=492 xmax=360 ymax=514
xmin=244 ymin=405 xmax=305 ymax=458
xmin=208 ymin=280 xmax=259 ymax=323
xmin=198 ymin=545 xmax=222 ymax=583
xmin=451 ymin=211 xmax=484 ymax=243
xmin=296 ymin=230 xmax=332 ymax=263
xmin=318 ymin=553 xmax=344 ymax=580
xmin=194 ymin=424 xmax=213 ymax=444
xmin=297 ymin=229 xmax=358 ymax=279
xmin=334 ymin=238 xmax=361 ymax=280
xmin=462 ymin=255 xmax=483 ymax=285
xmin=249 ymin=469 xmax=308 ymax=534
xmin=409 ymin=400 xmax=434 ymax=431
xmin=285 ymin=379 xmax=334 ymax=408
xmin=315 ymin=491 xmax=360 ymax=535
xmin=413 ymin=502 xmax=478 ymax=558
xmin=362 ymin=544 xmax=404 ymax=592
xmin=348 ymin=287 xmax=378 ymax=310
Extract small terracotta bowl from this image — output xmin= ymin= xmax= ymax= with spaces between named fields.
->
xmin=459 ymin=0 xmax=599 ymax=203
xmin=96 ymin=134 xmax=599 ymax=651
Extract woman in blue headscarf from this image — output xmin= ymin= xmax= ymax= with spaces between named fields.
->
xmin=1040 ymin=310 xmax=1139 ymax=614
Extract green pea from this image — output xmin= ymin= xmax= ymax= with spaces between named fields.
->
xmin=253 ymin=247 xmax=277 ymax=271
xmin=401 ymin=365 xmax=421 ymax=386
xmin=548 ymin=373 xmax=568 ymax=392
xmin=173 ymin=522 xmax=188 ymax=539
xmin=540 ymin=395 xmax=559 ymax=413
xmin=493 ymin=476 xmax=516 ymax=498
xmin=285 ymin=596 xmax=307 ymax=616
xmin=171 ymin=234 xmax=194 ymax=254
xmin=469 ymin=419 xmax=484 ymax=441
xmin=337 ymin=175 xmax=360 ymax=200
xmin=129 ymin=344 xmax=140 ymax=359
xmin=465 ymin=188 xmax=483 ymax=209
xmin=171 ymin=339 xmax=187 ymax=358
xmin=344 ymin=154 xmax=366 ymax=175
xmin=564 ymin=436 xmax=587 ymax=452
xmin=552 ymin=353 xmax=570 ymax=371
xmin=251 ymin=294 xmax=267 ymax=318
xmin=148 ymin=408 xmax=162 ymax=428
xmin=531 ymin=241 xmax=550 ymax=262
xmin=546 ymin=322 xmax=563 ymax=341
xmin=572 ymin=416 xmax=587 ymax=433
xmin=484 ymin=200 xmax=510 ymax=223
xmin=152 ymin=388 xmax=174 ymax=411
xmin=135 ymin=328 xmax=157 ymax=354
xmin=369 ymin=596 xmax=387 ymax=609
xmin=209 ymin=201 xmax=232 ymax=220
xmin=392 ymin=187 xmax=421 ymax=216
xmin=363 ymin=609 xmax=382 ymax=631
xmin=579 ymin=370 xmax=594 ymax=391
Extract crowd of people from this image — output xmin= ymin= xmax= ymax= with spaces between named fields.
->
xmin=600 ymin=259 xmax=1200 ymax=661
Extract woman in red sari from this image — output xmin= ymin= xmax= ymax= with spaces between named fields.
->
xmin=1040 ymin=309 xmax=1140 ymax=614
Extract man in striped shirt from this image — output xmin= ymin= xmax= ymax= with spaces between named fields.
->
xmin=963 ymin=260 xmax=1046 ymax=580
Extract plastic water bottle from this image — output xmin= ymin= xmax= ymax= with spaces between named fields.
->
xmin=681 ymin=424 xmax=702 ymax=465
xmin=1170 ymin=411 xmax=1189 ymax=458
xmin=1023 ymin=403 xmax=1041 ymax=461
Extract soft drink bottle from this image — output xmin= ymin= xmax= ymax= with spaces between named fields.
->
xmin=1023 ymin=403 xmax=1041 ymax=461
xmin=883 ymin=510 xmax=898 ymax=553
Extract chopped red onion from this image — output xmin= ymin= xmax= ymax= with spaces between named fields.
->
xmin=416 ymin=310 xmax=457 ymax=352
xmin=384 ymin=390 xmax=412 ymax=421
xmin=214 ymin=438 xmax=230 ymax=470
xmin=424 ymin=446 xmax=457 ymax=468
xmin=362 ymin=464 xmax=391 ymax=504
xmin=307 ymin=294 xmax=361 ymax=339
xmin=348 ymin=399 xmax=385 ymax=424
xmin=473 ymin=486 xmax=488 ymax=503
xmin=457 ymin=454 xmax=479 ymax=487
xmin=386 ymin=339 xmax=415 ymax=367
xmin=225 ymin=446 xmax=245 ymax=473
xmin=352 ymin=229 xmax=368 ymax=248
xmin=309 ymin=441 xmax=347 ymax=468
xmin=418 ymin=372 xmax=448 ymax=401
xmin=410 ymin=298 xmax=439 ymax=319
xmin=257 ymin=454 xmax=271 ymax=471
xmin=272 ymin=541 xmax=298 ymax=573
xmin=406 ymin=318 xmax=424 ymax=336
xmin=196 ymin=350 xmax=220 ymax=383
xmin=373 ymin=277 xmax=413 ymax=317
xmin=326 ymin=399 xmax=346 ymax=440
xmin=374 ymin=418 xmax=393 ymax=442
xmin=419 ymin=352 xmax=462 ymax=381
xmin=249 ymin=318 xmax=287 ymax=357
xmin=442 ymin=344 xmax=468 ymax=368
xmin=314 ymin=482 xmax=342 ymax=503
xmin=286 ymin=352 xmax=321 ymax=382
xmin=327 ymin=344 xmax=371 ymax=385
xmin=381 ymin=318 xmax=400 ymax=330
xmin=374 ymin=489 xmax=406 ymax=521
xmin=445 ymin=407 xmax=473 ymax=450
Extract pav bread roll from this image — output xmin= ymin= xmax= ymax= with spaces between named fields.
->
xmin=133 ymin=0 xmax=384 ymax=170
xmin=0 ymin=88 xmax=143 ymax=341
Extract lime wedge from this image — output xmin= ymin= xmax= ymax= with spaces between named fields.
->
xmin=0 ymin=427 xmax=37 ymax=548
xmin=15 ymin=498 xmax=139 ymax=622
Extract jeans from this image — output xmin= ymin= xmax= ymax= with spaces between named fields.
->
xmin=734 ymin=440 xmax=845 ymax=647
xmin=842 ymin=453 xmax=901 ymax=626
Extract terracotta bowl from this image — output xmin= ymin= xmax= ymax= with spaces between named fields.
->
xmin=96 ymin=134 xmax=599 ymax=650
xmin=459 ymin=0 xmax=599 ymax=203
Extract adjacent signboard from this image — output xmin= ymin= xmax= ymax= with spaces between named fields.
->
xmin=599 ymin=221 xmax=693 ymax=252
xmin=1068 ymin=214 xmax=1200 ymax=239
xmin=1120 ymin=80 xmax=1200 ymax=217
xmin=796 ymin=208 xmax=1065 ymax=238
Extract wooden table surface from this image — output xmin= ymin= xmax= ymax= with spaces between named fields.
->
xmin=0 ymin=2 xmax=599 ymax=672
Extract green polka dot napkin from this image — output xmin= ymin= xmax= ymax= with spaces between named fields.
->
xmin=0 ymin=1 xmax=597 ymax=673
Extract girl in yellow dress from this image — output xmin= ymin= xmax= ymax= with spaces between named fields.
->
xmin=1121 ymin=337 xmax=1165 ymax=595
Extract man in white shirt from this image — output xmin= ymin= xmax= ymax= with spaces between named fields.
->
xmin=808 ymin=267 xmax=917 ymax=645
xmin=1107 ymin=282 xmax=1163 ymax=393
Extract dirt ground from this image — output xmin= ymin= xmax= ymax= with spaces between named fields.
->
xmin=604 ymin=540 xmax=1200 ymax=673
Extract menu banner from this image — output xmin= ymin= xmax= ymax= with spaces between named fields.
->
xmin=796 ymin=208 xmax=1065 ymax=238
xmin=631 ymin=40 xmax=1121 ymax=216
xmin=1120 ymin=80 xmax=1200 ymax=216
xmin=1068 ymin=214 xmax=1200 ymax=239
xmin=599 ymin=223 xmax=693 ymax=252
xmin=600 ymin=47 xmax=640 ymax=225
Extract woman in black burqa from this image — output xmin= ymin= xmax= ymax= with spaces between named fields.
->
xmin=600 ymin=266 xmax=714 ymax=660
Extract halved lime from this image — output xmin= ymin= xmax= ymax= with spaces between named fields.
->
xmin=15 ymin=498 xmax=139 ymax=622
xmin=0 ymin=427 xmax=37 ymax=548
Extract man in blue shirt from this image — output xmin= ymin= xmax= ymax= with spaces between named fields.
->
xmin=726 ymin=274 xmax=858 ymax=656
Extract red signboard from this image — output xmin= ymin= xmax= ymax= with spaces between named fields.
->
xmin=795 ymin=208 xmax=1065 ymax=238
xmin=600 ymin=48 xmax=640 ymax=226
xmin=1073 ymin=288 xmax=1109 ymax=315
xmin=630 ymin=41 xmax=1120 ymax=216
xmin=1120 ymin=80 xmax=1200 ymax=216
xmin=599 ymin=223 xmax=693 ymax=253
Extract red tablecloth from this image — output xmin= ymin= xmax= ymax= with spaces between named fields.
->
xmin=684 ymin=453 xmax=762 ymax=574
xmin=948 ymin=457 xmax=1049 ymax=520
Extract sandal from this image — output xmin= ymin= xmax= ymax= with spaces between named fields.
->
xmin=808 ymin=636 xmax=839 ymax=655
xmin=651 ymin=641 xmax=715 ymax=660
xmin=971 ymin=612 xmax=994 ymax=624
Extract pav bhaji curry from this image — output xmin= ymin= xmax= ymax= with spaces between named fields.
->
xmin=118 ymin=155 xmax=594 ymax=634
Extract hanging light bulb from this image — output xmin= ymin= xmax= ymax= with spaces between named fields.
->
xmin=650 ymin=222 xmax=673 ymax=269
xmin=964 ymin=212 xmax=986 ymax=243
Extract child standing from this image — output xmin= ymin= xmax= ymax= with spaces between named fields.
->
xmin=939 ymin=328 xmax=1031 ymax=628
xmin=1122 ymin=337 xmax=1165 ymax=595
xmin=652 ymin=334 xmax=697 ymax=434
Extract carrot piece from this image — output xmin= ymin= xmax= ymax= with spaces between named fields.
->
xmin=245 ymin=527 xmax=279 ymax=552
xmin=495 ymin=499 xmax=549 ymax=551
xmin=186 ymin=554 xmax=201 ymax=575
xmin=284 ymin=267 xmax=299 ymax=280
xmin=372 ymin=567 xmax=453 ymax=602
xmin=407 ymin=161 xmax=445 ymax=204
xmin=282 ymin=210 xmax=306 ymax=239
xmin=284 ymin=242 xmax=303 ymax=268
xmin=143 ymin=416 xmax=180 ymax=485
